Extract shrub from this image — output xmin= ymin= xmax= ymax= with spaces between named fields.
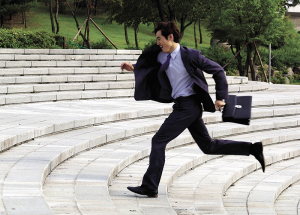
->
xmin=271 ymin=72 xmax=286 ymax=84
xmin=91 ymin=39 xmax=114 ymax=49
xmin=0 ymin=28 xmax=62 ymax=48
xmin=289 ymin=73 xmax=300 ymax=84
xmin=201 ymin=45 xmax=238 ymax=72
xmin=143 ymin=39 xmax=157 ymax=52
xmin=226 ymin=69 xmax=238 ymax=76
xmin=125 ymin=45 xmax=140 ymax=50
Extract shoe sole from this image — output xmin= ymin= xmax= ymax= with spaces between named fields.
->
xmin=258 ymin=142 xmax=266 ymax=172
xmin=147 ymin=194 xmax=158 ymax=198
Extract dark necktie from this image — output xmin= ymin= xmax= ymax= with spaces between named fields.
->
xmin=160 ymin=54 xmax=171 ymax=72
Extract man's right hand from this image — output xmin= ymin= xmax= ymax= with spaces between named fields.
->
xmin=121 ymin=62 xmax=134 ymax=71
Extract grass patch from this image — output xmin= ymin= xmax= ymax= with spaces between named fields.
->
xmin=12 ymin=2 xmax=212 ymax=50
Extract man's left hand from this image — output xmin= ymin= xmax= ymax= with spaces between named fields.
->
xmin=215 ymin=100 xmax=226 ymax=111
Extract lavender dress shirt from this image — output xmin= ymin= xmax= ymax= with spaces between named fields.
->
xmin=157 ymin=44 xmax=196 ymax=99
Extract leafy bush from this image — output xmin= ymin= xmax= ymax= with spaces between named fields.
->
xmin=201 ymin=45 xmax=238 ymax=72
xmin=289 ymin=74 xmax=300 ymax=84
xmin=226 ymin=69 xmax=238 ymax=76
xmin=258 ymin=34 xmax=300 ymax=71
xmin=125 ymin=45 xmax=140 ymax=50
xmin=91 ymin=39 xmax=114 ymax=49
xmin=0 ymin=28 xmax=62 ymax=48
xmin=143 ymin=39 xmax=157 ymax=52
xmin=271 ymin=72 xmax=286 ymax=84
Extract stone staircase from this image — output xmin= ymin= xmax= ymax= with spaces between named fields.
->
xmin=0 ymin=48 xmax=299 ymax=215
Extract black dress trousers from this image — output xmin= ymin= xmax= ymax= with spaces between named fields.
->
xmin=141 ymin=95 xmax=251 ymax=191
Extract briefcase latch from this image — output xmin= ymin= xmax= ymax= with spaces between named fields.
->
xmin=235 ymin=105 xmax=242 ymax=109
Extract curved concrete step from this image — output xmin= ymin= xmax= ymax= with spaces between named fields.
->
xmin=0 ymin=92 xmax=299 ymax=156
xmin=223 ymin=147 xmax=300 ymax=215
xmin=0 ymin=104 xmax=298 ymax=214
xmin=0 ymin=67 xmax=129 ymax=76
xmin=0 ymin=84 xmax=297 ymax=214
xmin=247 ymin=157 xmax=300 ymax=215
xmin=44 ymin=132 xmax=195 ymax=215
xmin=0 ymin=74 xmax=134 ymax=85
xmin=0 ymin=99 xmax=172 ymax=152
xmin=0 ymin=54 xmax=140 ymax=61
xmin=0 ymin=74 xmax=243 ymax=85
xmin=275 ymin=180 xmax=300 ymax=215
xmin=0 ymin=115 xmax=170 ymax=215
xmin=168 ymin=140 xmax=300 ymax=215
xmin=0 ymin=81 xmax=267 ymax=106
xmin=0 ymin=61 xmax=138 ymax=70
xmin=0 ymin=48 xmax=142 ymax=55
xmin=0 ymin=77 xmax=248 ymax=95
xmin=44 ymin=117 xmax=300 ymax=214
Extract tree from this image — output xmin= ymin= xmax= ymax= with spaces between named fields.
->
xmin=54 ymin=0 xmax=59 ymax=33
xmin=103 ymin=0 xmax=157 ymax=48
xmin=148 ymin=0 xmax=211 ymax=42
xmin=48 ymin=0 xmax=55 ymax=33
xmin=0 ymin=0 xmax=35 ymax=28
xmin=207 ymin=0 xmax=294 ymax=80
xmin=63 ymin=0 xmax=89 ymax=47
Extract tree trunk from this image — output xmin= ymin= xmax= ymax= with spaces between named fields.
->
xmin=86 ymin=0 xmax=91 ymax=49
xmin=194 ymin=21 xmax=197 ymax=49
xmin=94 ymin=0 xmax=98 ymax=15
xmin=179 ymin=16 xmax=193 ymax=42
xmin=22 ymin=12 xmax=24 ymax=24
xmin=0 ymin=15 xmax=3 ymax=28
xmin=64 ymin=0 xmax=88 ymax=45
xmin=49 ymin=0 xmax=55 ymax=33
xmin=247 ymin=43 xmax=256 ymax=80
xmin=236 ymin=43 xmax=243 ymax=76
xmin=199 ymin=18 xmax=202 ymax=44
xmin=179 ymin=17 xmax=185 ymax=42
xmin=82 ymin=23 xmax=87 ymax=47
xmin=55 ymin=0 xmax=59 ymax=34
xmin=134 ymin=26 xmax=139 ymax=48
xmin=23 ymin=2 xmax=27 ymax=29
xmin=244 ymin=48 xmax=249 ymax=77
xmin=155 ymin=0 xmax=166 ymax=22
xmin=253 ymin=47 xmax=258 ymax=65
xmin=124 ymin=23 xmax=129 ymax=45
xmin=166 ymin=0 xmax=174 ymax=21
xmin=24 ymin=11 xmax=27 ymax=29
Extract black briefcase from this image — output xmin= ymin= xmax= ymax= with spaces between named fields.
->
xmin=222 ymin=95 xmax=252 ymax=125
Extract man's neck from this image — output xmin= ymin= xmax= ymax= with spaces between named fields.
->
xmin=168 ymin=43 xmax=179 ymax=54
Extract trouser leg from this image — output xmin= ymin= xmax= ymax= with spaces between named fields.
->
xmin=141 ymin=99 xmax=200 ymax=190
xmin=188 ymin=112 xmax=251 ymax=156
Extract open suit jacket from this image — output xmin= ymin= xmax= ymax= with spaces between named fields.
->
xmin=133 ymin=44 xmax=228 ymax=113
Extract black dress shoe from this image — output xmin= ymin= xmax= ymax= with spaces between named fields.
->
xmin=127 ymin=186 xmax=158 ymax=198
xmin=250 ymin=142 xmax=265 ymax=172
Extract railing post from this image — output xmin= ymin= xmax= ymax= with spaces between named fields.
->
xmin=63 ymin=37 xmax=66 ymax=49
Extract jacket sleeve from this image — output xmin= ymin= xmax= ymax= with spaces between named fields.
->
xmin=196 ymin=52 xmax=228 ymax=100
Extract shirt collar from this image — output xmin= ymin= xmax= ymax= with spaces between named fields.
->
xmin=170 ymin=43 xmax=180 ymax=60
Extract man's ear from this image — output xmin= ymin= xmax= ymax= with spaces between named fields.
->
xmin=168 ymin=34 xmax=174 ymax=41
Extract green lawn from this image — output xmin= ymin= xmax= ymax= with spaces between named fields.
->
xmin=21 ymin=3 xmax=211 ymax=50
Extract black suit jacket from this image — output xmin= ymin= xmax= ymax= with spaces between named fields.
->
xmin=133 ymin=45 xmax=228 ymax=113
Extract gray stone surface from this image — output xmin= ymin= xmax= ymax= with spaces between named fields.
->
xmin=1 ymin=49 xmax=300 ymax=215
xmin=5 ymin=61 xmax=31 ymax=68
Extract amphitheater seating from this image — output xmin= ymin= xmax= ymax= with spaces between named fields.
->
xmin=0 ymin=48 xmax=299 ymax=215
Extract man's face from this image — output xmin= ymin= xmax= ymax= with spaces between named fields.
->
xmin=156 ymin=30 xmax=173 ymax=53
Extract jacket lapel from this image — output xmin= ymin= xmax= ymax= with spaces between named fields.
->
xmin=180 ymin=46 xmax=193 ymax=77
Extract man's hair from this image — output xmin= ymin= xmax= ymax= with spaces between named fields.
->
xmin=154 ymin=21 xmax=180 ymax=43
